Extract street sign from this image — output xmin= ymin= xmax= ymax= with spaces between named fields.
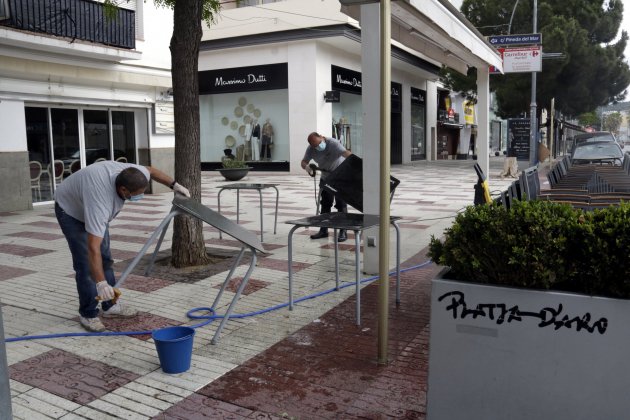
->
xmin=487 ymin=33 xmax=542 ymax=46
xmin=490 ymin=46 xmax=542 ymax=74
xmin=502 ymin=46 xmax=542 ymax=73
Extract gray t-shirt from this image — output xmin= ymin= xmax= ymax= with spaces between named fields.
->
xmin=55 ymin=161 xmax=150 ymax=238
xmin=302 ymin=137 xmax=346 ymax=179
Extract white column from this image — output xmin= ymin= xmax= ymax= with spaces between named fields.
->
xmin=426 ymin=80 xmax=438 ymax=161
xmin=476 ymin=66 xmax=490 ymax=176
xmin=361 ymin=2 xmax=381 ymax=274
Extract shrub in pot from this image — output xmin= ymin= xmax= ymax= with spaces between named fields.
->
xmin=426 ymin=200 xmax=630 ymax=420
xmin=218 ymin=159 xmax=251 ymax=181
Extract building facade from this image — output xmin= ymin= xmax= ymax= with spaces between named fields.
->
xmin=0 ymin=0 xmax=176 ymax=211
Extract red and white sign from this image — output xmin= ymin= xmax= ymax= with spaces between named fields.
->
xmin=500 ymin=46 xmax=542 ymax=73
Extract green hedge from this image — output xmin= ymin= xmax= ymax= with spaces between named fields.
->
xmin=428 ymin=200 xmax=630 ymax=298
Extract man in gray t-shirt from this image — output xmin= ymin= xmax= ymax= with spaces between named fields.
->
xmin=301 ymin=132 xmax=352 ymax=241
xmin=54 ymin=161 xmax=190 ymax=332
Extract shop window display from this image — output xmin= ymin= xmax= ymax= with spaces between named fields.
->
xmin=200 ymin=90 xmax=288 ymax=163
xmin=331 ymin=92 xmax=363 ymax=157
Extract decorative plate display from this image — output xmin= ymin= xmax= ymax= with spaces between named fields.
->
xmin=234 ymin=107 xmax=244 ymax=117
xmin=221 ymin=117 xmax=229 ymax=126
xmin=246 ymin=103 xmax=255 ymax=113
xmin=230 ymin=121 xmax=238 ymax=130
xmin=238 ymin=97 xmax=247 ymax=107
xmin=225 ymin=135 xmax=236 ymax=147
xmin=253 ymin=109 xmax=261 ymax=118
xmin=238 ymin=125 xmax=246 ymax=136
xmin=243 ymin=115 xmax=252 ymax=124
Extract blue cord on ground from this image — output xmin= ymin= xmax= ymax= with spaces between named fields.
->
xmin=4 ymin=260 xmax=432 ymax=343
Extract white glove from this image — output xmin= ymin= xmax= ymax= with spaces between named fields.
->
xmin=173 ymin=182 xmax=191 ymax=197
xmin=96 ymin=281 xmax=115 ymax=301
xmin=305 ymin=166 xmax=315 ymax=177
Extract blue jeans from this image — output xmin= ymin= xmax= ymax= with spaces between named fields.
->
xmin=55 ymin=203 xmax=116 ymax=318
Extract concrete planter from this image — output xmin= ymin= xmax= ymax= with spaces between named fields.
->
xmin=427 ymin=276 xmax=629 ymax=420
xmin=217 ymin=167 xmax=251 ymax=181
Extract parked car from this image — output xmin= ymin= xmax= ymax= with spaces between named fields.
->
xmin=571 ymin=141 xmax=624 ymax=165
xmin=571 ymin=131 xmax=622 ymax=154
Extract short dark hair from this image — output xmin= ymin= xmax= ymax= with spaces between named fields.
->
xmin=116 ymin=167 xmax=148 ymax=192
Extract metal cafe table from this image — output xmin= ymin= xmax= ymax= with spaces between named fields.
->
xmin=286 ymin=212 xmax=401 ymax=325
xmin=115 ymin=196 xmax=265 ymax=345
xmin=217 ymin=183 xmax=279 ymax=242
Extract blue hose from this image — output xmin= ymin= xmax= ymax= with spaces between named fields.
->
xmin=4 ymin=260 xmax=432 ymax=343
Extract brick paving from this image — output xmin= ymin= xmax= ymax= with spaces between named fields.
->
xmin=1 ymin=159 xmax=516 ymax=419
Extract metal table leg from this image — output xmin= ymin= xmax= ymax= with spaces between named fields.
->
xmin=334 ymin=228 xmax=339 ymax=290
xmin=272 ymin=186 xmax=279 ymax=234
xmin=287 ymin=225 xmax=300 ymax=310
xmin=355 ymin=230 xmax=362 ymax=325
xmin=393 ymin=221 xmax=401 ymax=305
xmin=211 ymin=247 xmax=254 ymax=345
xmin=115 ymin=208 xmax=181 ymax=288
xmin=236 ymin=190 xmax=240 ymax=224
xmin=257 ymin=189 xmax=264 ymax=242
xmin=217 ymin=188 xmax=226 ymax=239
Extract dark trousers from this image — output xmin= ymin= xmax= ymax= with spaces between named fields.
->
xmin=320 ymin=179 xmax=347 ymax=214
xmin=55 ymin=203 xmax=115 ymax=318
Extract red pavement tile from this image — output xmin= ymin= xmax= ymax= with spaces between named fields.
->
xmin=22 ymin=221 xmax=61 ymax=230
xmin=120 ymin=208 xmax=164 ymax=215
xmin=0 ymin=264 xmax=36 ymax=281
xmin=213 ymin=277 xmax=271 ymax=296
xmin=114 ymin=273 xmax=175 ymax=293
xmin=110 ymin=248 xmax=141 ymax=261
xmin=320 ymin=243 xmax=364 ymax=252
xmin=100 ymin=311 xmax=181 ymax=341
xmin=0 ymin=212 xmax=17 ymax=217
xmin=115 ymin=215 xmax=162 ymax=222
xmin=7 ymin=231 xmax=64 ymax=241
xmin=0 ymin=243 xmax=54 ymax=257
xmin=167 ymin=249 xmax=437 ymax=419
xmin=110 ymin=233 xmax=158 ymax=244
xmin=9 ymin=348 xmax=139 ymax=405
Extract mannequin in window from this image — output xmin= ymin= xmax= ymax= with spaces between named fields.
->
xmin=251 ymin=119 xmax=261 ymax=161
xmin=261 ymin=118 xmax=274 ymax=161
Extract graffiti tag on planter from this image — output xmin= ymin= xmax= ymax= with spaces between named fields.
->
xmin=438 ymin=291 xmax=608 ymax=334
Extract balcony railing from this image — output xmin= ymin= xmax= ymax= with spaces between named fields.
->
xmin=0 ymin=0 xmax=135 ymax=50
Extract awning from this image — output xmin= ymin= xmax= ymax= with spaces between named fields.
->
xmin=340 ymin=0 xmax=503 ymax=74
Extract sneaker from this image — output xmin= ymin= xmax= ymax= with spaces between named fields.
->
xmin=80 ymin=316 xmax=106 ymax=332
xmin=102 ymin=303 xmax=138 ymax=318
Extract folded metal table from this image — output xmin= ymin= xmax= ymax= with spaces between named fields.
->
xmin=115 ymin=196 xmax=265 ymax=344
xmin=286 ymin=212 xmax=401 ymax=325
xmin=217 ymin=183 xmax=279 ymax=242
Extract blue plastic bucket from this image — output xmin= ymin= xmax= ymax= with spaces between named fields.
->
xmin=152 ymin=326 xmax=195 ymax=374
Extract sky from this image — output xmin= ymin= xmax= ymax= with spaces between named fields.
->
xmin=449 ymin=0 xmax=630 ymax=99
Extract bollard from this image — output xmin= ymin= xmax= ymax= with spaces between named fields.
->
xmin=0 ymin=304 xmax=12 ymax=420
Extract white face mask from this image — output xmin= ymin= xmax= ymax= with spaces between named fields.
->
xmin=127 ymin=193 xmax=144 ymax=202
xmin=316 ymin=141 xmax=327 ymax=152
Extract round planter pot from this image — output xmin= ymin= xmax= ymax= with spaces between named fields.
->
xmin=217 ymin=167 xmax=251 ymax=181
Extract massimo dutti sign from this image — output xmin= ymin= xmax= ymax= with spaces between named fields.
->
xmin=411 ymin=87 xmax=426 ymax=105
xmin=199 ymin=63 xmax=288 ymax=94
xmin=331 ymin=65 xmax=362 ymax=94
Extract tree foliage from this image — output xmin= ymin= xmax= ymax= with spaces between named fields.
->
xmin=602 ymin=111 xmax=623 ymax=136
xmin=450 ymin=0 xmax=630 ymax=119
xmin=577 ymin=111 xmax=598 ymax=127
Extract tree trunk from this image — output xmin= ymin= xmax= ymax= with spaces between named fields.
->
xmin=170 ymin=0 xmax=209 ymax=268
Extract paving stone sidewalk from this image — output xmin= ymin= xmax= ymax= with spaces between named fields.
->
xmin=1 ymin=158 xmax=515 ymax=419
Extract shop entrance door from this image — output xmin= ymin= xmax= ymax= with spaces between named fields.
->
xmin=391 ymin=112 xmax=402 ymax=164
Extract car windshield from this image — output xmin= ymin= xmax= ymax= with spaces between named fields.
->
xmin=572 ymin=142 xmax=623 ymax=161
xmin=574 ymin=132 xmax=615 ymax=145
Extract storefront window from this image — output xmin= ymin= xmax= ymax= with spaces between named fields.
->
xmin=25 ymin=106 xmax=139 ymax=204
xmin=410 ymin=87 xmax=426 ymax=160
xmin=332 ymin=92 xmax=363 ymax=157
xmin=200 ymin=90 xmax=288 ymax=162
xmin=199 ymin=63 xmax=289 ymax=164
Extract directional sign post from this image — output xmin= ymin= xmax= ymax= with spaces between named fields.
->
xmin=487 ymin=33 xmax=542 ymax=46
